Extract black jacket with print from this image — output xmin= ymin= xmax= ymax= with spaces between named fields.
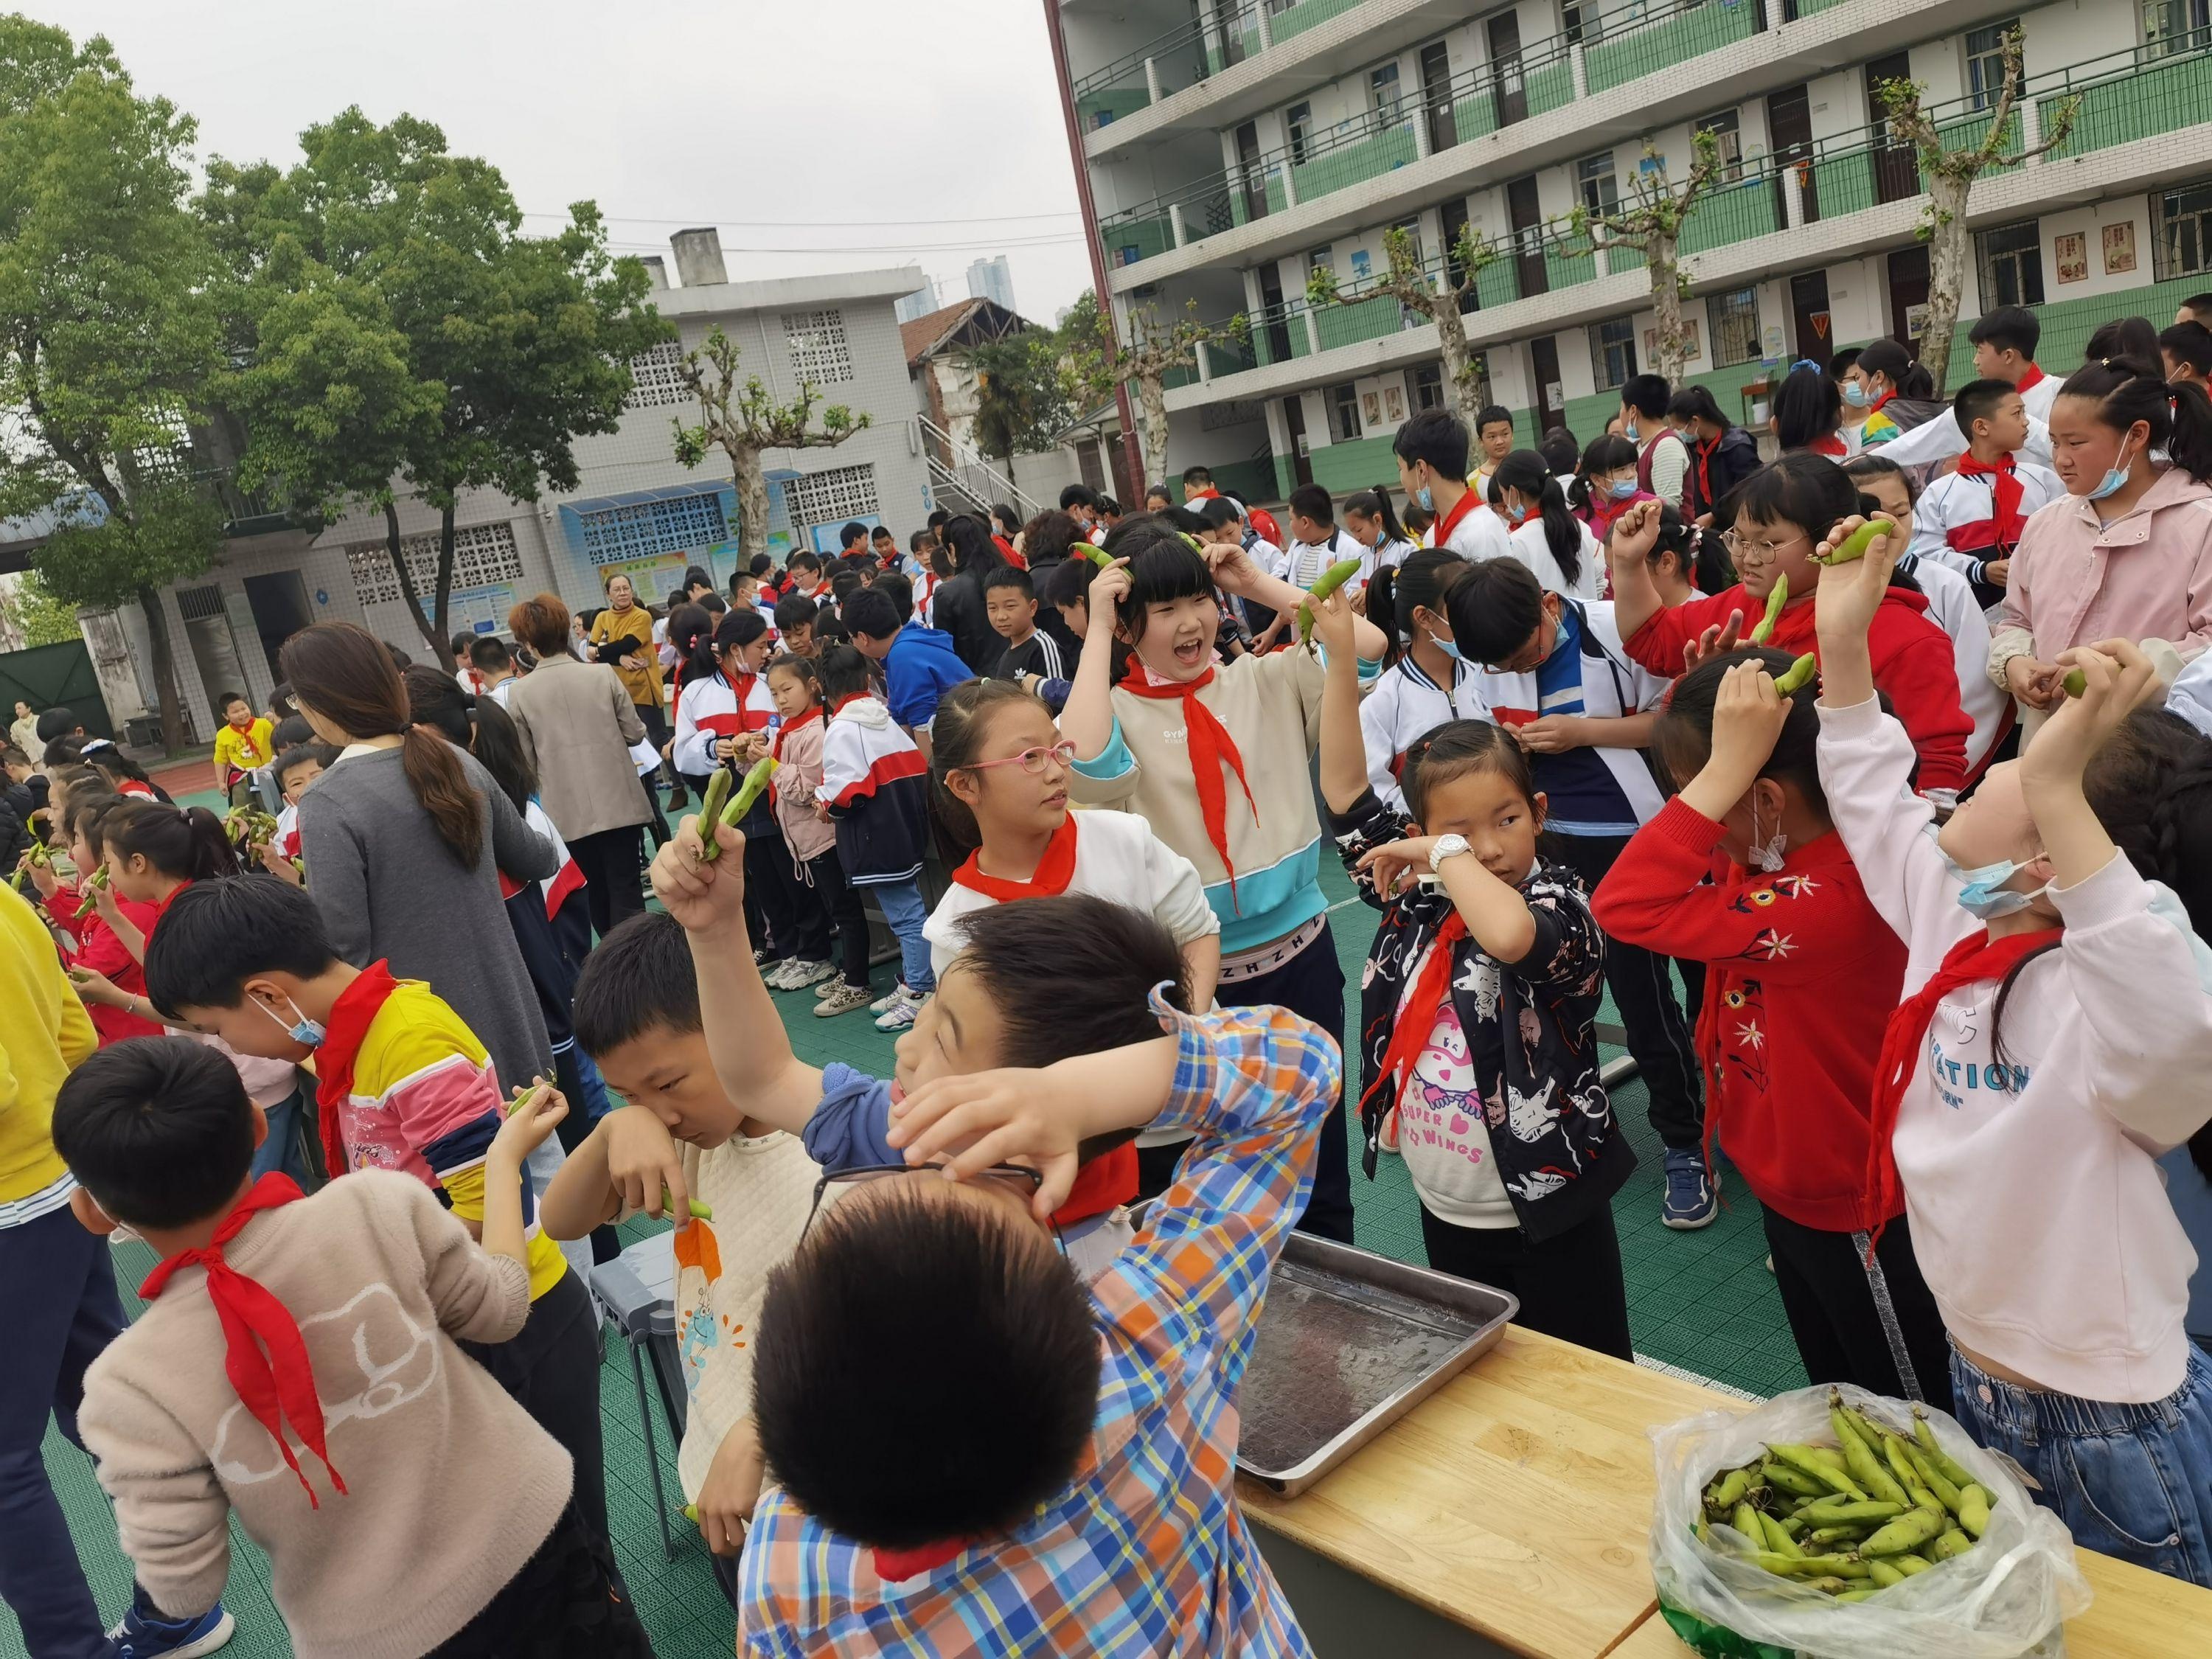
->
xmin=1332 ymin=787 xmax=1635 ymax=1242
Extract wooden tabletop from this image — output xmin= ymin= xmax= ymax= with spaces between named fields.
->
xmin=1239 ymin=1324 xmax=1747 ymax=1659
xmin=1604 ymin=1543 xmax=2212 ymax=1659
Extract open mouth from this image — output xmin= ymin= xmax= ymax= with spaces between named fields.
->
xmin=1043 ymin=791 xmax=1068 ymax=811
xmin=1172 ymin=637 xmax=1207 ymax=669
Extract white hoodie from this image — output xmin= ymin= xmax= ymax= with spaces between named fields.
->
xmin=1817 ymin=695 xmax=2212 ymax=1402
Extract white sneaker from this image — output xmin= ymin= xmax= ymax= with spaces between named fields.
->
xmin=759 ymin=959 xmax=799 ymax=990
xmin=869 ymin=981 xmax=913 ymax=1015
xmin=814 ymin=981 xmax=875 ymax=1018
xmin=782 ymin=959 xmax=836 ymax=990
xmin=815 ymin=976 xmax=850 ymax=1000
xmin=874 ymin=990 xmax=928 ymax=1032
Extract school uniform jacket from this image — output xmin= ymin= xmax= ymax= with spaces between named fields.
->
xmin=1872 ymin=367 xmax=2062 ymax=470
xmin=1360 ymin=655 xmax=1470 ymax=812
xmin=1332 ymin=789 xmax=1633 ymax=1241
xmin=819 ymin=696 xmax=929 ymax=886
xmin=673 ymin=668 xmax=776 ymax=779
xmin=767 ymin=709 xmax=838 ymax=866
xmin=1907 ymin=457 xmax=2064 ymax=614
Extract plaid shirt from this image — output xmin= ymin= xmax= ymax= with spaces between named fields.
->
xmin=737 ymin=995 xmax=1340 ymax=1658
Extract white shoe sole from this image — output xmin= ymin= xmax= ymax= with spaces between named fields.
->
xmin=125 ymin=1610 xmax=237 ymax=1659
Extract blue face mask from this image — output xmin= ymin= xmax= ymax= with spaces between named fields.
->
xmin=1416 ymin=483 xmax=1435 ymax=512
xmin=1624 ymin=418 xmax=1640 ymax=442
xmin=1942 ymin=849 xmax=2049 ymax=920
xmin=1433 ymin=633 xmax=1465 ymax=662
xmin=2084 ymin=439 xmax=2140 ymax=502
xmin=1843 ymin=380 xmax=1870 ymax=408
xmin=257 ymin=994 xmax=326 ymax=1048
xmin=1608 ymin=478 xmax=1639 ymax=501
xmin=1504 ymin=503 xmax=1530 ymax=526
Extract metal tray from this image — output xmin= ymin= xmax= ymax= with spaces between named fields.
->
xmin=1234 ymin=1231 xmax=1517 ymax=1498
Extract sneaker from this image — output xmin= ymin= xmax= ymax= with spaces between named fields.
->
xmin=874 ymin=990 xmax=929 ymax=1032
xmin=868 ymin=981 xmax=913 ymax=1015
xmin=111 ymin=1603 xmax=235 ymax=1659
xmin=758 ymin=958 xmax=795 ymax=989
xmin=781 ymin=959 xmax=836 ymax=991
xmin=1661 ymin=1147 xmax=1719 ymax=1230
xmin=814 ymin=981 xmax=876 ymax=1018
xmin=815 ymin=977 xmax=847 ymax=999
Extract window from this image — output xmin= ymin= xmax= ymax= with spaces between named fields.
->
xmin=625 ymin=341 xmax=691 ymax=410
xmin=1286 ymin=102 xmax=1313 ymax=164
xmin=2155 ymin=175 xmax=2212 ymax=279
xmin=1413 ymin=361 xmax=1445 ymax=411
xmin=1391 ymin=218 xmax=1425 ymax=269
xmin=1976 ymin=219 xmax=2045 ymax=309
xmin=571 ymin=492 xmax=731 ymax=566
xmin=1331 ymin=383 xmax=1363 ymax=442
xmin=1577 ymin=152 xmax=1619 ymax=219
xmin=1966 ymin=21 xmax=2022 ymax=111
xmin=1307 ymin=246 xmax=1335 ymax=287
xmin=1707 ymin=286 xmax=1762 ymax=368
xmin=1370 ymin=63 xmax=1404 ymax=125
xmin=1590 ymin=316 xmax=1638 ymax=391
xmin=2146 ymin=0 xmax=2212 ymax=58
xmin=781 ymin=309 xmax=852 ymax=382
xmin=781 ymin=463 xmax=880 ymax=528
xmin=1696 ymin=110 xmax=1744 ymax=184
xmin=347 ymin=521 xmax=524 ymax=608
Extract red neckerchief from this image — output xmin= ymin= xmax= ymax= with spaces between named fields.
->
xmin=1955 ymin=452 xmax=2026 ymax=549
xmin=1809 ymin=434 xmax=1848 ymax=458
xmin=1863 ymin=928 xmax=2056 ymax=1257
xmin=951 ymin=813 xmax=1078 ymax=902
xmin=1119 ymin=667 xmax=1258 ymax=908
xmin=2016 ymin=364 xmax=2046 ymax=395
xmin=1867 ymin=389 xmax=1896 ymax=417
xmin=229 ymin=723 xmax=265 ymax=764
xmin=1694 ymin=434 xmax=1719 ymax=510
xmin=312 ymin=961 xmax=402 ymax=1180
xmin=874 ymin=1537 xmax=976 ymax=1582
xmin=831 ymin=692 xmax=872 ymax=717
xmin=140 ymin=1173 xmax=347 ymax=1507
xmin=771 ymin=706 xmax=822 ymax=754
xmin=1430 ymin=484 xmax=1481 ymax=550
xmin=148 ymin=877 xmax=192 ymax=942
xmin=1357 ymin=913 xmax=1467 ymax=1124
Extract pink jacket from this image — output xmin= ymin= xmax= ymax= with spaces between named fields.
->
xmin=768 ymin=709 xmax=838 ymax=866
xmin=1999 ymin=466 xmax=2212 ymax=661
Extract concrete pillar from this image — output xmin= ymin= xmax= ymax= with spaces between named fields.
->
xmin=1196 ymin=339 xmax=1214 ymax=383
xmin=1784 ymin=159 xmax=1805 ymax=230
xmin=1145 ymin=56 xmax=1163 ymax=105
xmin=1570 ymin=44 xmax=1587 ymax=101
xmin=1304 ymin=305 xmax=1323 ymax=355
xmin=1256 ymin=2 xmax=1273 ymax=51
xmin=2022 ymin=94 xmax=2042 ymax=163
xmin=1170 ymin=202 xmax=1189 ymax=248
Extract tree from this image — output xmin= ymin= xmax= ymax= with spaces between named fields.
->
xmin=1062 ymin=296 xmax=1246 ymax=484
xmin=1306 ymin=223 xmax=1499 ymax=432
xmin=1874 ymin=25 xmax=2079 ymax=385
xmin=0 ymin=571 xmax=86 ymax=649
xmin=670 ymin=325 xmax=870 ymax=566
xmin=1567 ymin=130 xmax=1725 ymax=384
xmin=0 ymin=18 xmax=224 ymax=750
xmin=204 ymin=111 xmax=669 ymax=653
xmin=964 ymin=330 xmax=1073 ymax=466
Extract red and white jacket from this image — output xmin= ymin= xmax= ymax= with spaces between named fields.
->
xmin=819 ymin=695 xmax=930 ymax=886
xmin=1905 ymin=456 xmax=2064 ymax=618
xmin=673 ymin=668 xmax=776 ymax=778
xmin=494 ymin=799 xmax=588 ymax=920
xmin=1358 ymin=655 xmax=1469 ymax=813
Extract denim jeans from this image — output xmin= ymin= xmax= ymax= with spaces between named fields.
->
xmin=1950 ymin=1343 xmax=2212 ymax=1587
xmin=870 ymin=878 xmax=935 ymax=995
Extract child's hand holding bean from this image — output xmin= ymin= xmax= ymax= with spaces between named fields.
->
xmin=886 ymin=1069 xmax=1077 ymax=1222
xmin=650 ymin=815 xmax=747 ymax=933
xmin=1607 ymin=498 xmax=1663 ymax=568
xmin=1310 ymin=584 xmax=1356 ymax=657
xmin=66 ymin=964 xmax=124 ymax=1007
xmin=601 ymin=1107 xmax=693 ymax=1228
xmin=2022 ymin=639 xmax=2161 ymax=793
xmin=1085 ymin=557 xmax=1130 ymax=644
xmin=1811 ymin=513 xmax=1902 ymax=650
xmin=490 ymin=1079 xmax=568 ymax=1171
xmin=1355 ymin=837 xmax=1439 ymax=900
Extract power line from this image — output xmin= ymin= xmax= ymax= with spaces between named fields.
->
xmin=527 ymin=208 xmax=1080 ymax=231
xmin=602 ymin=232 xmax=1085 ymax=256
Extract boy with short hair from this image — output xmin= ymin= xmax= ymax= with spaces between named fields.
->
xmin=983 ymin=566 xmax=1064 ymax=682
xmin=1618 ymin=373 xmax=1686 ymax=509
xmin=469 ymin=634 xmax=518 ymax=704
xmin=1907 ymin=377 xmax=2064 ymax=619
xmin=1180 ymin=464 xmax=1217 ymax=504
xmin=771 ymin=594 xmax=818 ymax=657
xmin=1057 ymin=484 xmax=1106 ymax=546
xmin=841 ymin=586 xmax=974 ymax=735
xmin=58 ymin=1037 xmax=650 ymax=1658
xmin=1472 ymin=403 xmax=1517 ymax=496
xmin=1281 ymin=483 xmax=1369 ymax=591
xmin=262 ymin=742 xmax=338 ymax=883
xmin=785 ymin=552 xmax=829 ymax=606
xmin=210 ymin=691 xmax=275 ymax=791
xmin=870 ymin=524 xmax=900 ymax=568
xmin=1394 ymin=408 xmax=1511 ymax=561
xmin=2162 ymin=319 xmax=2212 ymax=389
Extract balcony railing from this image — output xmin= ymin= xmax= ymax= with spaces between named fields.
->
xmin=1071 ymin=0 xmax=1367 ymax=132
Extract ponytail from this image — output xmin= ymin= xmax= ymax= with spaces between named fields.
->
xmin=1491 ymin=450 xmax=1582 ymax=588
xmin=2056 ymin=354 xmax=2212 ymax=484
xmin=105 ymin=801 xmax=241 ymax=883
xmin=400 ymin=727 xmax=484 ymax=867
xmin=1343 ymin=486 xmax=1409 ymax=552
xmin=1371 ymin=549 xmax=1470 ymax=667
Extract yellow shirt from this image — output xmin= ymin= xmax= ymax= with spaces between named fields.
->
xmin=589 ymin=605 xmax=663 ymax=709
xmin=212 ymin=717 xmax=275 ymax=774
xmin=0 ymin=884 xmax=96 ymax=1206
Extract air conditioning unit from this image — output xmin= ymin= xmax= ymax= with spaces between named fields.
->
xmin=1133 ymin=282 xmax=1161 ymax=299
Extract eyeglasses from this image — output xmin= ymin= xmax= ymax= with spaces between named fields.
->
xmin=1719 ymin=529 xmax=1808 ymax=563
xmin=800 ymin=1161 xmax=1057 ymax=1245
xmin=958 ymin=740 xmax=1079 ymax=776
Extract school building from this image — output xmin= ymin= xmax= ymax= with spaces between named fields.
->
xmin=83 ymin=234 xmax=934 ymax=746
xmin=1053 ymin=0 xmax=2212 ymax=501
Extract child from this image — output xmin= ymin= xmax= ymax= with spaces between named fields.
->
xmin=138 ymin=876 xmax=612 ymax=1550
xmin=58 ymin=1039 xmax=650 ymax=1656
xmin=1667 ymin=387 xmax=1763 ymax=526
xmin=760 ymin=653 xmax=865 ymax=1006
xmin=1343 ymin=487 xmax=1417 ymax=580
xmin=1568 ymin=434 xmax=1654 ymax=551
xmin=1841 ymin=337 xmax=1919 ymax=449
xmin=1608 ymin=454 xmax=1974 ymax=803
xmin=816 ymin=644 xmax=936 ymax=1032
xmin=266 ymin=741 xmax=339 ymax=880
xmin=841 ymin=585 xmax=974 ymax=740
xmin=1444 ymin=557 xmax=1711 ymax=1227
xmin=1061 ymin=517 xmax=1389 ymax=1242
xmin=1638 ymin=501 xmax=1728 ymax=603
xmin=784 ymin=551 xmax=829 ymax=607
xmin=1812 ymin=524 xmax=2212 ymax=1582
xmin=1279 ymin=482 xmax=1369 ymax=591
xmin=210 ymin=691 xmax=275 ymax=796
xmin=1907 ymin=378 xmax=2065 ymax=619
xmin=1773 ymin=360 xmax=1848 ymax=458
xmin=1846 ymin=455 xmax=2014 ymax=787
xmin=1487 ymin=449 xmax=1604 ymax=602
xmin=1871 ymin=305 xmax=2062 ymax=470
xmin=1395 ymin=408 xmax=1511 ymax=560
xmin=639 ymin=817 xmax=1335 ymax=1656
xmin=1591 ymin=648 xmax=1952 ymax=1409
xmin=771 ymin=594 xmax=818 ymax=658
xmin=1358 ymin=550 xmax=1472 ymax=812
xmin=1310 ymin=590 xmax=1634 ymax=1352
xmin=1621 ymin=372 xmax=1690 ymax=512
xmin=34 ymin=793 xmax=161 ymax=1043
xmin=470 ymin=634 xmax=519 ymax=705
xmin=2161 ymin=319 xmax=2212 ymax=389
xmin=870 ymin=524 xmax=900 ymax=568
xmin=1472 ymin=403 xmax=1517 ymax=500
xmin=925 ymin=678 xmax=1222 ymax=1197
xmin=981 ymin=566 xmax=1065 ymax=681
xmin=1992 ymin=356 xmax=2212 ymax=737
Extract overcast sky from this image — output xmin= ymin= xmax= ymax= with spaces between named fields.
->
xmin=32 ymin=0 xmax=1095 ymax=321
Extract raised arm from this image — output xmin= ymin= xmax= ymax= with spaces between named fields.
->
xmin=1604 ymin=499 xmax=1668 ymax=643
xmin=1312 ymin=588 xmax=1370 ymax=816
xmin=1057 ymin=557 xmax=1127 ymax=761
xmin=1207 ymin=540 xmax=1386 ymax=661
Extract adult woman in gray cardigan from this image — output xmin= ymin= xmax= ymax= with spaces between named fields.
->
xmin=278 ymin=622 xmax=559 ymax=1096
xmin=504 ymin=591 xmax=652 ymax=937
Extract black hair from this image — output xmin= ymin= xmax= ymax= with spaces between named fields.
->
xmin=751 ymin=553 xmax=775 ymax=577
xmin=468 ymin=635 xmax=512 ymax=672
xmin=664 ymin=603 xmax=712 ymax=681
xmin=1968 ymin=305 xmax=2041 ymax=359
xmin=35 ymin=706 xmax=79 ymax=743
xmin=1488 ymin=450 xmax=1583 ymax=588
xmin=876 ymin=571 xmax=914 ymax=622
xmin=910 ymin=529 xmax=931 ymax=553
xmin=272 ymin=742 xmax=338 ymax=793
xmin=815 ymin=644 xmax=874 ymax=703
xmin=841 ymin=586 xmax=903 ymax=643
xmin=1144 ymin=481 xmax=1174 ymax=506
xmin=691 ymin=606 xmax=768 ymax=683
xmin=1829 ymin=347 xmax=1863 ymax=378
xmin=1096 ymin=495 xmax=1121 ymax=516
xmin=52 ymin=1039 xmax=257 ymax=1231
xmin=829 ymin=568 xmax=866 ymax=605
xmin=1180 ymin=465 xmax=1212 ymax=487
xmin=268 ymin=683 xmax=299 ymax=723
xmin=989 ymin=504 xmax=1021 ymax=538
xmin=1621 ymin=372 xmax=1672 ymax=420
xmin=1654 ymin=645 xmax=1826 ymax=808
xmin=927 ymin=509 xmax=953 ymax=532
xmin=61 ymin=787 xmax=122 ymax=847
xmin=404 ymin=666 xmax=535 ymax=813
xmin=766 ymin=650 xmax=822 ymax=698
xmin=942 ymin=514 xmax=1008 ymax=580
xmin=982 ymin=566 xmax=1034 ymax=600
xmin=839 ymin=521 xmax=870 ymax=551
xmin=2161 ymin=321 xmax=2212 ymax=378
xmin=1774 ymin=363 xmax=1843 ymax=451
xmin=1652 ymin=503 xmax=1733 ymax=595
xmin=773 ymin=594 xmax=820 ymax=635
xmin=1402 ymin=720 xmax=1539 ymax=829
xmin=787 ymin=552 xmax=823 ymax=577
xmin=2057 ymin=352 xmax=2212 ymax=484
xmin=1195 ymin=495 xmax=1243 ymax=532
xmin=218 ymin=689 xmax=250 ymax=714
xmin=684 ymin=564 xmax=714 ymax=591
xmin=1287 ymin=483 xmax=1332 ymax=525
xmin=1666 ymin=384 xmax=1731 ymax=431
xmin=1952 ymin=377 xmax=2020 ymax=439
xmin=106 ymin=800 xmax=240 ymax=883
xmin=1342 ymin=486 xmax=1409 ymax=548
xmin=0 ymin=742 xmax=27 ymax=768
xmin=2185 ymin=294 xmax=2212 ymax=322
xmin=1538 ymin=425 xmax=1580 ymax=476
xmin=571 ymin=910 xmax=701 ymax=1052
xmin=42 ymin=733 xmax=91 ymax=768
xmin=142 ymin=874 xmax=339 ymax=1017
xmin=1843 ymin=452 xmax=1919 ymax=507
xmin=2083 ymin=316 xmax=2160 ymax=366
xmin=1568 ymin=434 xmax=1639 ymax=515
xmin=1443 ymin=555 xmax=1548 ymax=669
xmin=1854 ymin=337 xmax=1916 ymax=394
xmin=1392 ymin=408 xmax=1471 ymax=477
xmin=871 ymin=525 xmax=896 ymax=543
xmin=1475 ymin=403 xmax=1514 ymax=437
xmin=1099 ymin=514 xmax=1214 ymax=644
xmin=947 ymin=893 xmax=1188 ymax=1059
xmin=1041 ymin=552 xmax=1095 ymax=610
xmin=929 ymin=679 xmax=1049 ymax=848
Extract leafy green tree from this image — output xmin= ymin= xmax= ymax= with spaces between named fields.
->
xmin=204 ymin=110 xmax=669 ymax=652
xmin=964 ymin=330 xmax=1072 ymax=465
xmin=671 ymin=325 xmax=871 ymax=566
xmin=1566 ymin=131 xmax=1723 ymax=385
xmin=1307 ymin=223 xmax=1498 ymax=433
xmin=1060 ymin=296 xmax=1245 ymax=485
xmin=0 ymin=571 xmax=86 ymax=648
xmin=0 ymin=18 xmax=224 ymax=749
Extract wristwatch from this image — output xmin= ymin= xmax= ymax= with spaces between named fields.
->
xmin=1428 ymin=834 xmax=1472 ymax=874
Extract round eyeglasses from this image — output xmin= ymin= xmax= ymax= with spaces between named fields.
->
xmin=958 ymin=740 xmax=1079 ymax=776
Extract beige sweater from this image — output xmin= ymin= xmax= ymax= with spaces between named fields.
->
xmin=78 ymin=1170 xmax=573 ymax=1659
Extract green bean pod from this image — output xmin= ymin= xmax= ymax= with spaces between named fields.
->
xmin=1773 ymin=652 xmax=1819 ymax=696
xmin=725 ymin=755 xmax=780 ymax=824
xmin=1295 ymin=557 xmax=1365 ymax=646
xmin=1750 ymin=574 xmax=1789 ymax=645
xmin=1813 ymin=515 xmax=1898 ymax=566
xmin=694 ymin=767 xmax=734 ymax=862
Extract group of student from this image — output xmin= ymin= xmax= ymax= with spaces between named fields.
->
xmin=7 ymin=293 xmax=2212 ymax=1659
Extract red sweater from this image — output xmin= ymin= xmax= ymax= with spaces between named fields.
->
xmin=53 ymin=888 xmax=163 ymax=1045
xmin=1627 ymin=585 xmax=1972 ymax=796
xmin=1591 ymin=799 xmax=1907 ymax=1231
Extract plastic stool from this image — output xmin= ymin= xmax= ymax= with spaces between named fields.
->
xmin=588 ymin=1232 xmax=685 ymax=1561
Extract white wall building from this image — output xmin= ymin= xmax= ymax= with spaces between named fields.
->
xmin=1052 ymin=0 xmax=2212 ymax=504
xmin=94 ymin=234 xmax=936 ymax=743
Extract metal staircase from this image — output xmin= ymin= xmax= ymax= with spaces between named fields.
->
xmin=916 ymin=414 xmax=1041 ymax=523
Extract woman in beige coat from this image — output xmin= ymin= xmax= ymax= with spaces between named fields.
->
xmin=505 ymin=592 xmax=650 ymax=936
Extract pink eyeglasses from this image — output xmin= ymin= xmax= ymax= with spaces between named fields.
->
xmin=959 ymin=740 xmax=1078 ymax=776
